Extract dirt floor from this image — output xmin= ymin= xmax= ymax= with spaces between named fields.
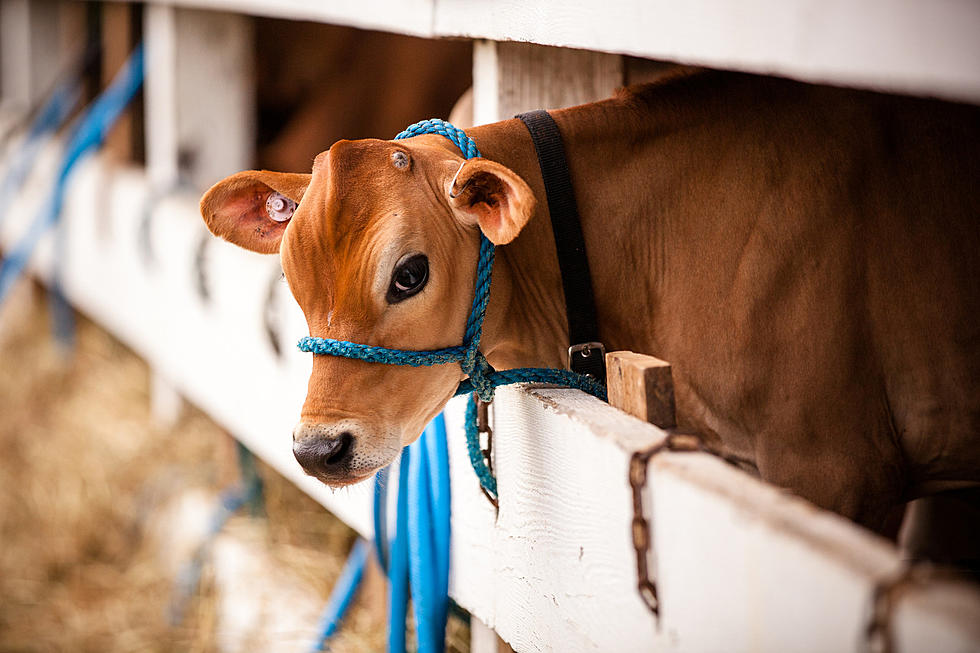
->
xmin=0 ymin=281 xmax=397 ymax=652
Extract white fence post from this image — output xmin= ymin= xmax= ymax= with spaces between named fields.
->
xmin=144 ymin=5 xmax=254 ymax=191
xmin=143 ymin=6 xmax=256 ymax=424
xmin=472 ymin=40 xmax=623 ymax=125
xmin=0 ymin=0 xmax=64 ymax=112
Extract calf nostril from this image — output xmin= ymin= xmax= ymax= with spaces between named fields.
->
xmin=326 ymin=432 xmax=353 ymax=465
xmin=292 ymin=431 xmax=355 ymax=477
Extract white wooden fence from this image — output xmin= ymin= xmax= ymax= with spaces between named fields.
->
xmin=2 ymin=1 xmax=980 ymax=651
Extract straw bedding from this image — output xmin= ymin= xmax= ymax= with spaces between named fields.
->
xmin=0 ymin=282 xmax=389 ymax=652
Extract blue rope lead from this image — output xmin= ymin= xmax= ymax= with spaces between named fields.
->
xmin=371 ymin=416 xmax=452 ymax=653
xmin=0 ymin=43 xmax=144 ymax=307
xmin=372 ymin=466 xmax=390 ymax=573
xmin=309 ymin=538 xmax=370 ymax=652
xmin=0 ymin=78 xmax=81 ymax=232
xmin=168 ymin=443 xmax=264 ymax=625
xmin=298 ymin=118 xmax=607 ymax=499
xmin=407 ymin=415 xmax=451 ymax=653
xmin=387 ymin=447 xmax=411 ymax=653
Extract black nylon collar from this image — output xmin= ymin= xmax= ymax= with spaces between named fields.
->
xmin=516 ymin=110 xmax=605 ymax=382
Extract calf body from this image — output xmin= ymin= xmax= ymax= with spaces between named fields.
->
xmin=202 ymin=70 xmax=980 ymax=529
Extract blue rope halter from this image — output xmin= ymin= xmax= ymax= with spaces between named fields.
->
xmin=297 ymin=119 xmax=607 ymax=497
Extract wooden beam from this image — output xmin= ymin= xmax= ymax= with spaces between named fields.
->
xmin=472 ymin=40 xmax=623 ymax=125
xmin=471 ymin=618 xmax=516 ymax=653
xmin=606 ymin=351 xmax=676 ymax=429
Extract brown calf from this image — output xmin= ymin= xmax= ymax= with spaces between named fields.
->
xmin=202 ymin=70 xmax=980 ymax=531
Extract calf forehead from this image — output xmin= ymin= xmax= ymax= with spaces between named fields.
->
xmin=317 ymin=138 xmax=403 ymax=200
xmin=282 ymin=137 xmax=445 ymax=319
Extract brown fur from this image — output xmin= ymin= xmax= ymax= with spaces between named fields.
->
xmin=201 ymin=71 xmax=980 ymax=529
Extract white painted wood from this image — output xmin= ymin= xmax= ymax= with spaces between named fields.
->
xmin=155 ymin=0 xmax=434 ymax=39
xmin=892 ymin=579 xmax=980 ymax=653
xmin=439 ymin=0 xmax=980 ymax=104
xmin=648 ymin=450 xmax=899 ymax=652
xmin=211 ymin=522 xmax=326 ymax=652
xmin=175 ymin=8 xmax=254 ymax=189
xmin=144 ymin=6 xmax=254 ymax=190
xmin=144 ymin=3 xmax=180 ymax=186
xmin=0 ymin=0 xmax=64 ymax=111
xmin=78 ymin=0 xmax=980 ymax=103
xmin=448 ymin=387 xmax=661 ymax=652
xmin=470 ymin=617 xmax=500 ymax=653
xmin=473 ymin=40 xmax=623 ymax=125
xmin=149 ymin=489 xmax=326 ymax=652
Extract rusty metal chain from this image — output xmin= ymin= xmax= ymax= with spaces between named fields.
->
xmin=864 ymin=562 xmax=965 ymax=653
xmin=865 ymin=566 xmax=905 ymax=653
xmin=629 ymin=432 xmax=745 ymax=616
xmin=629 ymin=433 xmax=703 ymax=614
xmin=476 ymin=397 xmax=499 ymax=510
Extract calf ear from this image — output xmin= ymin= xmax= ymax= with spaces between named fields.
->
xmin=448 ymin=159 xmax=535 ymax=245
xmin=200 ymin=171 xmax=311 ymax=254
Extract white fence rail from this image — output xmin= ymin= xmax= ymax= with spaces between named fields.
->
xmin=3 ymin=1 xmax=980 ymax=651
xmin=144 ymin=0 xmax=980 ymax=103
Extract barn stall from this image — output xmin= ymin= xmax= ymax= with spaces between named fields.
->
xmin=1 ymin=0 xmax=980 ymax=651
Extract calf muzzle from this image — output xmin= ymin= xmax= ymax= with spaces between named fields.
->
xmin=292 ymin=425 xmax=354 ymax=480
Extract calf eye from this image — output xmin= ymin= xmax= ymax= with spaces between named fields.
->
xmin=387 ymin=254 xmax=429 ymax=303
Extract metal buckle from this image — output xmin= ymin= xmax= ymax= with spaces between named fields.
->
xmin=567 ymin=341 xmax=606 ymax=381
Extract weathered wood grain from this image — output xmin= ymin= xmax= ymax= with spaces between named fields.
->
xmin=606 ymin=351 xmax=676 ymax=429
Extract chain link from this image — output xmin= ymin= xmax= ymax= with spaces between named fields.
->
xmin=476 ymin=397 xmax=499 ymax=510
xmin=864 ymin=562 xmax=965 ymax=653
xmin=629 ymin=433 xmax=705 ymax=615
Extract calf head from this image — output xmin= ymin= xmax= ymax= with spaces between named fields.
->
xmin=200 ymin=137 xmax=535 ymax=486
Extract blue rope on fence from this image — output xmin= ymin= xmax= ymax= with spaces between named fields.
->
xmin=309 ymin=538 xmax=370 ymax=652
xmin=325 ymin=415 xmax=452 ymax=653
xmin=0 ymin=78 xmax=82 ymax=232
xmin=169 ymin=442 xmax=264 ymax=625
xmin=0 ymin=43 xmax=144 ymax=313
xmin=406 ymin=414 xmax=452 ymax=653
xmin=388 ymin=446 xmax=412 ymax=653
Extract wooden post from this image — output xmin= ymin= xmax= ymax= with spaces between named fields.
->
xmin=102 ymin=1 xmax=139 ymax=164
xmin=471 ymin=618 xmax=516 ymax=653
xmin=472 ymin=40 xmax=623 ymax=124
xmin=0 ymin=0 xmax=63 ymax=111
xmin=606 ymin=351 xmax=676 ymax=428
xmin=466 ymin=41 xmax=624 ymax=653
xmin=144 ymin=6 xmax=254 ymax=190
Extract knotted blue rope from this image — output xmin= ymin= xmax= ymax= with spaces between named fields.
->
xmin=297 ymin=118 xmax=607 ymax=499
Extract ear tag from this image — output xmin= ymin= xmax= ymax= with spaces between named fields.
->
xmin=266 ymin=192 xmax=297 ymax=222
